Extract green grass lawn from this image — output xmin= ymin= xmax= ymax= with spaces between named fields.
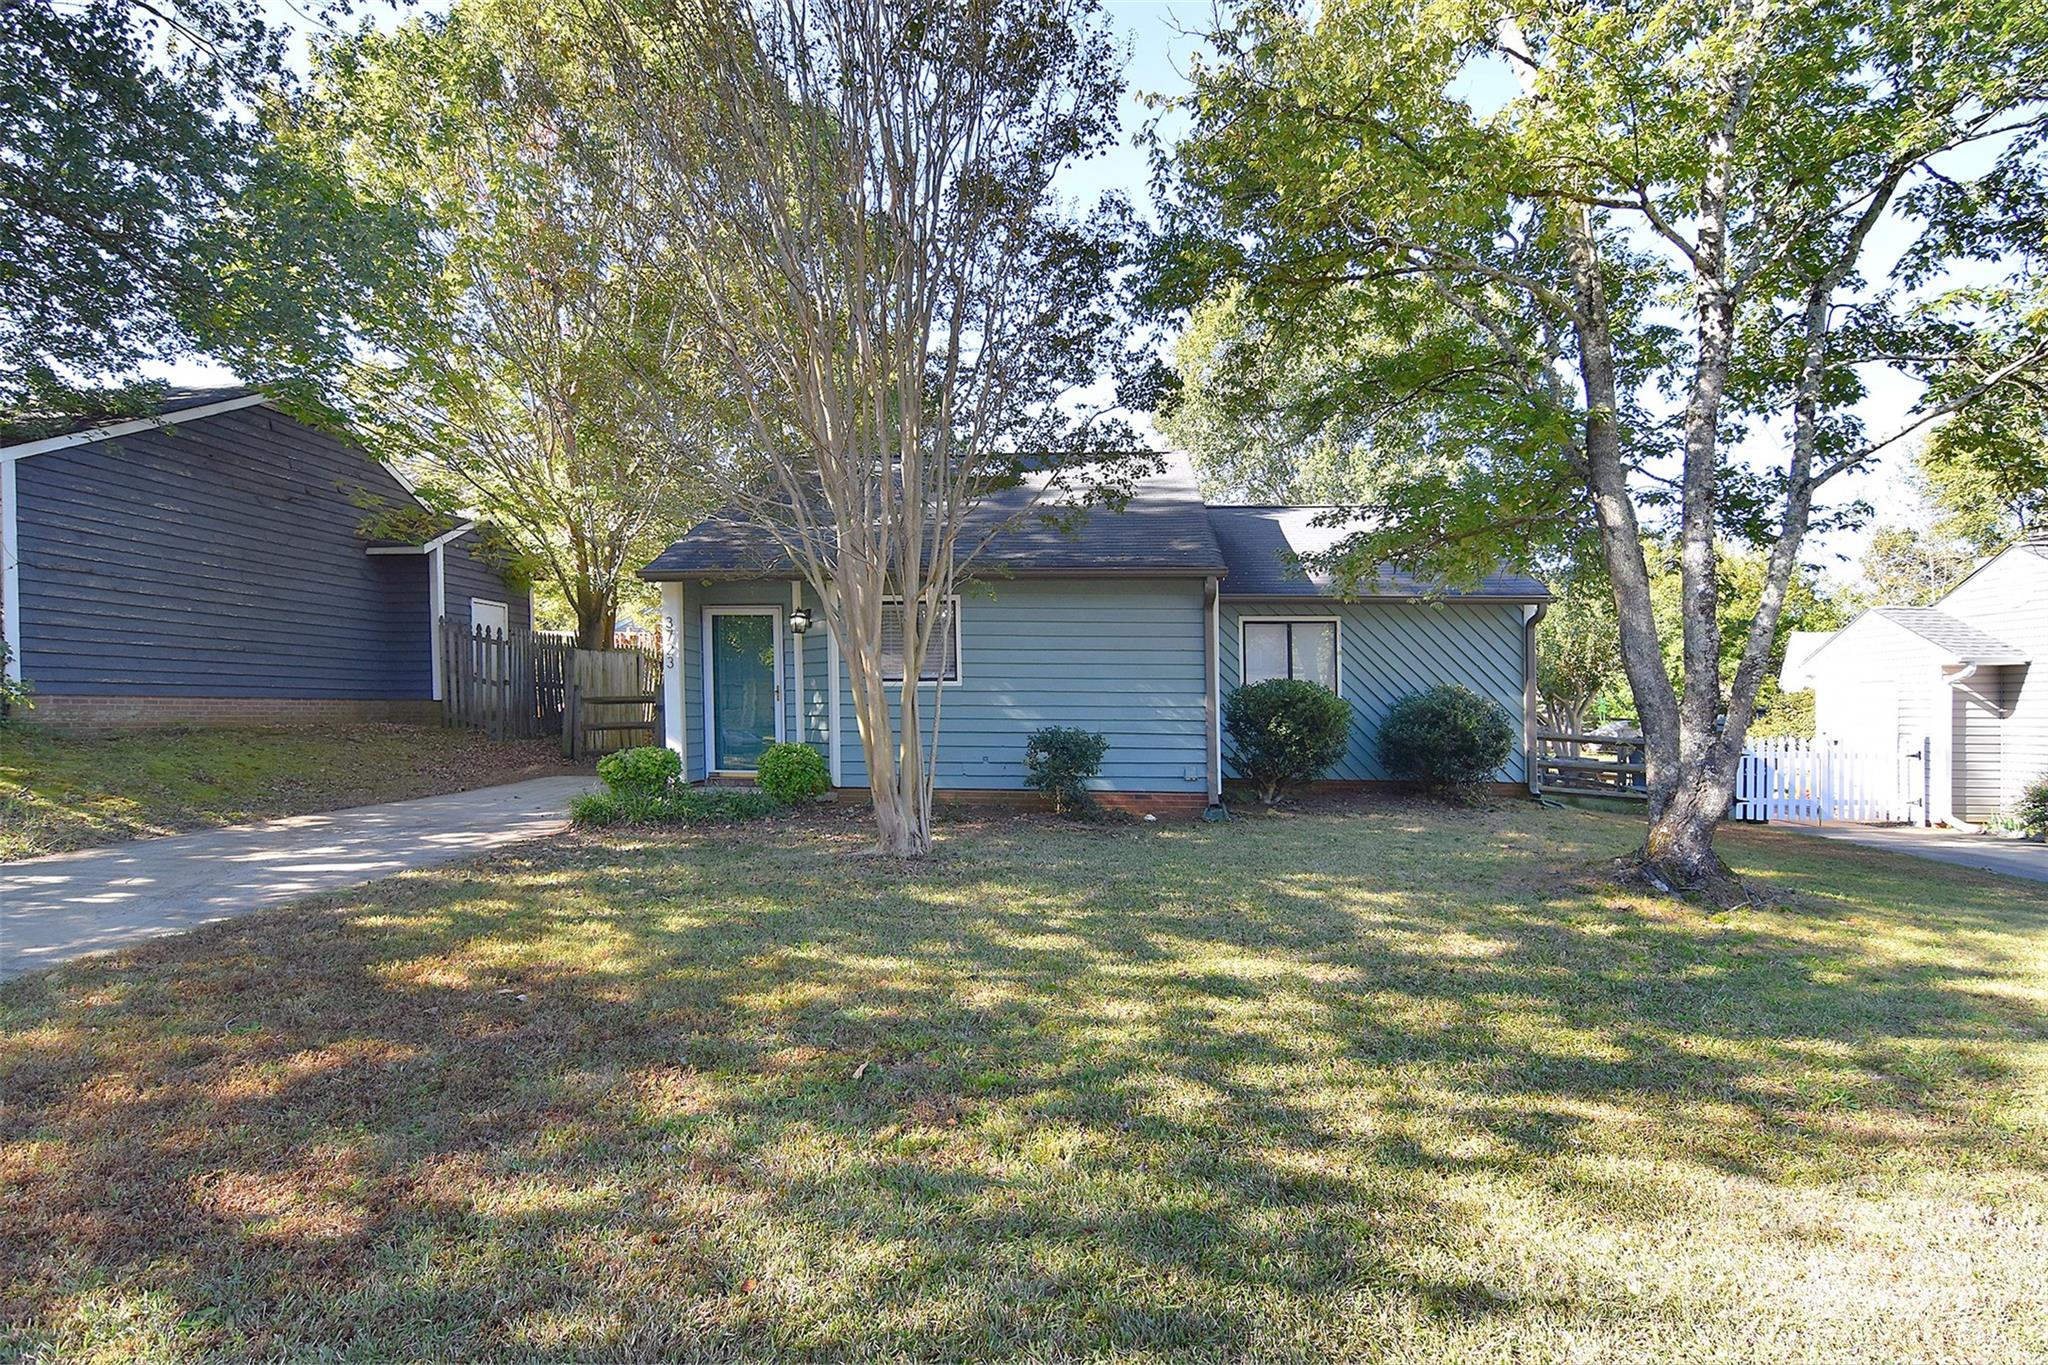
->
xmin=3 ymin=801 xmax=2045 ymax=1362
xmin=0 ymin=723 xmax=580 ymax=861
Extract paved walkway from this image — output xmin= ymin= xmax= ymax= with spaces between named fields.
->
xmin=0 ymin=776 xmax=594 ymax=980
xmin=1795 ymin=824 xmax=2048 ymax=886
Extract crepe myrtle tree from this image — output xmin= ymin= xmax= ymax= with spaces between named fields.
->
xmin=1154 ymin=0 xmax=2048 ymax=895
xmin=613 ymin=0 xmax=1153 ymax=856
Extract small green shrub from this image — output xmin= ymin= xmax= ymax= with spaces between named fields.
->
xmin=1377 ymin=684 xmax=1515 ymax=802
xmin=0 ymin=642 xmax=31 ymax=723
xmin=1023 ymin=726 xmax=1109 ymax=815
xmin=571 ymin=786 xmax=779 ymax=827
xmin=596 ymin=745 xmax=681 ymax=798
xmin=757 ymin=742 xmax=829 ymax=805
xmin=2012 ymin=772 xmax=2048 ymax=838
xmin=1224 ymin=679 xmax=1351 ymax=804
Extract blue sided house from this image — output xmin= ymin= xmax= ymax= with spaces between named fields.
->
xmin=0 ymin=388 xmax=531 ymax=728
xmin=641 ymin=458 xmax=1549 ymax=813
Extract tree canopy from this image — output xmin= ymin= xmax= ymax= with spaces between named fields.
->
xmin=1154 ymin=0 xmax=2048 ymax=890
xmin=0 ymin=0 xmax=415 ymax=429
xmin=292 ymin=0 xmax=717 ymax=646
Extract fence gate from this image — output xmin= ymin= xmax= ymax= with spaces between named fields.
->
xmin=1732 ymin=736 xmax=1930 ymax=826
xmin=564 ymin=647 xmax=662 ymax=759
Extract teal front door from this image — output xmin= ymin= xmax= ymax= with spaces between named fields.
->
xmin=709 ymin=610 xmax=780 ymax=771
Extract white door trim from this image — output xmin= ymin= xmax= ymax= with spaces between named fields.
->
xmin=702 ymin=605 xmax=785 ymax=775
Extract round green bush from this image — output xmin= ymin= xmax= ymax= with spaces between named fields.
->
xmin=2013 ymin=772 xmax=2048 ymax=838
xmin=1376 ymin=684 xmax=1515 ymax=801
xmin=1023 ymin=726 xmax=1109 ymax=815
xmin=1223 ymin=679 xmax=1351 ymax=804
xmin=757 ymin=742 xmax=829 ymax=805
xmin=596 ymin=745 xmax=681 ymax=798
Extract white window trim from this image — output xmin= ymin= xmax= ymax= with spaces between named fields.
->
xmin=701 ymin=605 xmax=786 ymax=775
xmin=1238 ymin=615 xmax=1342 ymax=697
xmin=881 ymin=595 xmax=963 ymax=686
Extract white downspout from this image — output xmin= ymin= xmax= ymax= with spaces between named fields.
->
xmin=1 ymin=457 xmax=20 ymax=682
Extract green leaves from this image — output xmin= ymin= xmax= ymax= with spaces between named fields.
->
xmin=1 ymin=0 xmax=417 ymax=420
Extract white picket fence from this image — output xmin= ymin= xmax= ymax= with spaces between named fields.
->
xmin=1732 ymin=736 xmax=1928 ymax=825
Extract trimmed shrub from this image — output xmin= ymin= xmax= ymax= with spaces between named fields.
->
xmin=757 ymin=742 xmax=830 ymax=805
xmin=571 ymin=786 xmax=779 ymax=827
xmin=596 ymin=745 xmax=681 ymax=799
xmin=1023 ymin=726 xmax=1109 ymax=815
xmin=1224 ymin=679 xmax=1351 ymax=805
xmin=1377 ymin=684 xmax=1515 ymax=802
xmin=2013 ymin=772 xmax=2048 ymax=839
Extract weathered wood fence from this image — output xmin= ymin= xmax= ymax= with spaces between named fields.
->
xmin=439 ymin=622 xmax=574 ymax=741
xmin=1532 ymin=731 xmax=1649 ymax=799
xmin=564 ymin=647 xmax=661 ymax=759
xmin=438 ymin=622 xmax=663 ymax=754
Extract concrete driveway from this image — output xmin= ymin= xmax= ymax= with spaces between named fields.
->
xmin=1796 ymin=824 xmax=2048 ymax=886
xmin=0 ymin=776 xmax=594 ymax=981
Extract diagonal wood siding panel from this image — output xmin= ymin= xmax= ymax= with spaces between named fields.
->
xmin=1221 ymin=600 xmax=1529 ymax=782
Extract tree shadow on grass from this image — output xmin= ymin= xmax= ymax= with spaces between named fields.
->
xmin=3 ymin=802 xmax=2045 ymax=1360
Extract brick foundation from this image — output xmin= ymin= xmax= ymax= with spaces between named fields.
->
xmin=822 ymin=786 xmax=1213 ymax=818
xmin=27 ymin=695 xmax=443 ymax=732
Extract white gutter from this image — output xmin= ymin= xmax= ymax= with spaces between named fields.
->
xmin=1 ymin=458 xmax=18 ymax=681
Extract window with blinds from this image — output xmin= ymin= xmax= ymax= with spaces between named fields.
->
xmin=1241 ymin=619 xmax=1338 ymax=693
xmin=881 ymin=598 xmax=960 ymax=682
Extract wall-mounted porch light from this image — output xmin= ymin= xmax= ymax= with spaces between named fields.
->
xmin=789 ymin=607 xmax=814 ymax=635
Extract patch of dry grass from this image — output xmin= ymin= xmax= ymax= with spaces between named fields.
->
xmin=0 ymin=723 xmax=581 ymax=860
xmin=2 ymin=801 xmax=2045 ymax=1361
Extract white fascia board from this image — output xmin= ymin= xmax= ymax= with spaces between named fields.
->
xmin=0 ymin=393 xmax=273 ymax=461
xmin=364 ymin=521 xmax=478 ymax=555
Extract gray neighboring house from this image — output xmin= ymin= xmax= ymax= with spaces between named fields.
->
xmin=0 ymin=388 xmax=530 ymax=728
xmin=640 ymin=458 xmax=1550 ymax=812
xmin=1785 ymin=538 xmax=2047 ymax=825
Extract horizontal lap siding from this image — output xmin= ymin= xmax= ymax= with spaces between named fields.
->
xmin=16 ymin=409 xmax=431 ymax=698
xmin=1938 ymin=551 xmax=2048 ymax=807
xmin=1221 ymin=600 xmax=1529 ymax=783
xmin=836 ymin=579 xmax=1209 ymax=793
xmin=440 ymin=531 xmax=532 ymax=633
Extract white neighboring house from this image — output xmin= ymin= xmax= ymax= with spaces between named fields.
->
xmin=1783 ymin=540 xmax=2047 ymax=826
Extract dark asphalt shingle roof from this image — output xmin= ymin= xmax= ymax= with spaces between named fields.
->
xmin=1207 ymin=505 xmax=1550 ymax=600
xmin=1872 ymin=607 xmax=2028 ymax=663
xmin=640 ymin=462 xmax=1551 ymax=601
xmin=641 ymin=456 xmax=1228 ymax=579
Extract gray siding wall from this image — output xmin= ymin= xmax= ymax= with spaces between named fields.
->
xmin=677 ymin=577 xmax=1211 ymax=793
xmin=1939 ymin=549 xmax=2048 ymax=808
xmin=15 ymin=406 xmax=433 ymax=698
xmin=1220 ymin=599 xmax=1531 ymax=783
xmin=440 ymin=530 xmax=532 ymax=633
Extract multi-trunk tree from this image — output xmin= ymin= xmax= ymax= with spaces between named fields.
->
xmin=1156 ymin=0 xmax=2048 ymax=894
xmin=613 ymin=0 xmax=1144 ymax=855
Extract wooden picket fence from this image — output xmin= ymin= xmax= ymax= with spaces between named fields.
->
xmin=1732 ymin=736 xmax=1929 ymax=825
xmin=438 ymin=621 xmax=574 ymax=741
xmin=440 ymin=620 xmax=665 ymax=754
